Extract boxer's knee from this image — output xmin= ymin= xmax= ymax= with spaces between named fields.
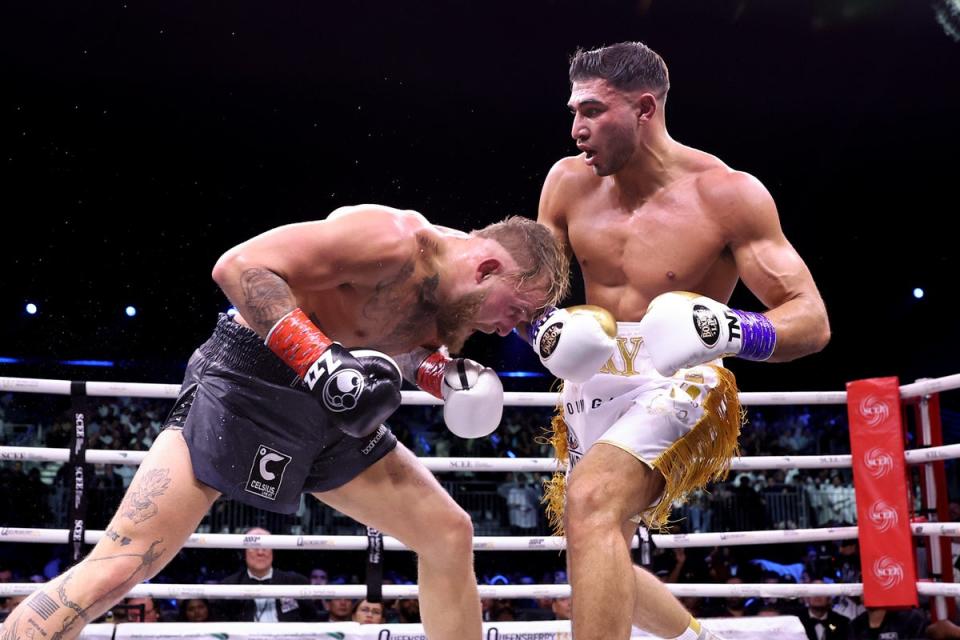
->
xmin=415 ymin=503 xmax=474 ymax=562
xmin=565 ymin=473 xmax=623 ymax=541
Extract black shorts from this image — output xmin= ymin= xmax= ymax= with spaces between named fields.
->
xmin=163 ymin=314 xmax=397 ymax=514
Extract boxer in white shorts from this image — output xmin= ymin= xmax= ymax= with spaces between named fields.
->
xmin=518 ymin=38 xmax=830 ymax=640
xmin=551 ymin=321 xmax=740 ymax=529
xmin=530 ymin=307 xmax=740 ymax=533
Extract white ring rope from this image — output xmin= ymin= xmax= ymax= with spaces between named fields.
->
xmin=2 ymin=522 xmax=957 ymax=551
xmin=2 ymin=372 xmax=957 ymax=403
xmin=0 ymin=528 xmax=580 ymax=551
xmin=5 ymin=444 xmax=960 ymax=470
xmin=919 ymin=583 xmax=960 ymax=597
xmin=0 ymin=581 xmax=864 ymax=599
xmin=0 ymin=375 xmax=859 ymax=405
xmin=900 ymin=373 xmax=960 ymax=399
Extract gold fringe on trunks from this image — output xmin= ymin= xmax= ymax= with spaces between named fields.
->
xmin=540 ymin=366 xmax=744 ymax=536
xmin=643 ymin=365 xmax=743 ymax=529
xmin=537 ymin=381 xmax=569 ymax=537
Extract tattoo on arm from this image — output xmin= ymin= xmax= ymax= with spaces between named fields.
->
xmin=120 ymin=468 xmax=171 ymax=524
xmin=240 ymin=268 xmax=296 ymax=334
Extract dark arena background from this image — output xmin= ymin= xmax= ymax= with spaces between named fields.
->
xmin=2 ymin=0 xmax=960 ymax=635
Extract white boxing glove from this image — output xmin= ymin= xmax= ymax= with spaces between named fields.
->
xmin=639 ymin=291 xmax=777 ymax=377
xmin=412 ymin=351 xmax=503 ymax=438
xmin=528 ymin=305 xmax=617 ymax=383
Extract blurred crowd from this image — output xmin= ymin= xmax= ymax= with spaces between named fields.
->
xmin=3 ymin=395 xmax=960 ymax=638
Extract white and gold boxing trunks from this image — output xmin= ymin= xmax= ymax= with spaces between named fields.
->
xmin=543 ymin=322 xmax=742 ymax=532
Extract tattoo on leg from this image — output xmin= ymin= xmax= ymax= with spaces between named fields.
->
xmin=25 ymin=617 xmax=46 ymax=639
xmin=104 ymin=527 xmax=132 ymax=546
xmin=120 ymin=468 xmax=171 ymax=524
xmin=0 ymin=612 xmax=21 ymax=640
xmin=50 ymin=539 xmax=166 ymax=640
xmin=27 ymin=592 xmax=59 ymax=620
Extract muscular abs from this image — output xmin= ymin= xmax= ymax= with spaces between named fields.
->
xmin=566 ymin=187 xmax=739 ymax=321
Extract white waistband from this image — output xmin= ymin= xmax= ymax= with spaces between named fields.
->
xmin=614 ymin=322 xmax=644 ymax=339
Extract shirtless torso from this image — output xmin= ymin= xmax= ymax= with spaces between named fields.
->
xmin=541 ymin=148 xmax=756 ymax=321
xmin=227 ymin=206 xmax=470 ymax=354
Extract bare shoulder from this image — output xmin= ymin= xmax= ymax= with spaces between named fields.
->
xmin=324 ymin=204 xmax=425 ymax=266
xmin=328 ymin=203 xmax=429 ymax=232
xmin=539 ymin=155 xmax=598 ymax=224
xmin=544 ymin=156 xmax=597 ymax=193
xmin=695 ymin=168 xmax=779 ymax=232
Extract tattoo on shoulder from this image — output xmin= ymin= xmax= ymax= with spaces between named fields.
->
xmin=239 ymin=268 xmax=295 ymax=332
xmin=120 ymin=468 xmax=172 ymax=524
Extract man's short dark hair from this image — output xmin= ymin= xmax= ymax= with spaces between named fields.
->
xmin=569 ymin=41 xmax=670 ymax=98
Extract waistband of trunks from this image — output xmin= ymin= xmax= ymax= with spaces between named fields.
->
xmin=614 ymin=321 xmax=643 ymax=339
xmin=198 ymin=314 xmax=303 ymax=388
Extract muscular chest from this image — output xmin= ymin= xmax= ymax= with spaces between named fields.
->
xmin=566 ymin=188 xmax=735 ymax=312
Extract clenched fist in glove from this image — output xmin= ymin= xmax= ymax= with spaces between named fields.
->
xmin=413 ymin=351 xmax=504 ymax=439
xmin=526 ymin=305 xmax=617 ymax=383
xmin=638 ymin=291 xmax=777 ymax=377
xmin=266 ymin=308 xmax=402 ymax=438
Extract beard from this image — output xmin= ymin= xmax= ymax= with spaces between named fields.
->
xmin=436 ymin=288 xmax=487 ymax=354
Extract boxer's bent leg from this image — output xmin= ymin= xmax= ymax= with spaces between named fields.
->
xmin=313 ymin=443 xmax=480 ymax=640
xmin=565 ymin=442 xmax=691 ymax=640
xmin=1 ymin=429 xmax=219 ymax=640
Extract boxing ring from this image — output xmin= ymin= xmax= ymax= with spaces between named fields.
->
xmin=2 ymin=372 xmax=960 ymax=639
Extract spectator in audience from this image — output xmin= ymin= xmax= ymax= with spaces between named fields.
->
xmin=308 ymin=568 xmax=329 ymax=617
xmin=551 ymin=596 xmax=571 ymax=621
xmin=325 ymin=598 xmax=354 ymax=622
xmin=217 ymin=527 xmax=318 ymax=622
xmin=488 ymin=600 xmax=516 ymax=622
xmin=396 ymin=598 xmax=421 ymax=624
xmin=124 ymin=596 xmax=159 ymax=622
xmin=851 ymin=607 xmax=927 ymax=640
xmin=352 ymin=599 xmax=385 ymax=624
xmin=179 ymin=598 xmax=213 ymax=622
xmin=498 ymin=473 xmax=540 ymax=535
xmin=799 ymin=580 xmax=851 ymax=640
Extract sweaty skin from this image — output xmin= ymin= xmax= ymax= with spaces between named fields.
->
xmin=539 ymin=88 xmax=827 ymax=360
xmin=214 ymin=204 xmax=546 ymax=354
xmin=538 ymin=73 xmax=829 ymax=640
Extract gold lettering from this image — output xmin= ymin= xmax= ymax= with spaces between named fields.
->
xmin=599 ymin=337 xmax=644 ymax=376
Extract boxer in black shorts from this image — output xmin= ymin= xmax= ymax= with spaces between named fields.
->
xmin=2 ymin=204 xmax=568 ymax=640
